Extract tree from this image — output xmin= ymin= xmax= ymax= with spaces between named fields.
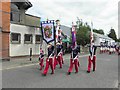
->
xmin=76 ymin=25 xmax=90 ymax=46
xmin=76 ymin=18 xmax=97 ymax=46
xmin=116 ymin=38 xmax=120 ymax=42
xmin=93 ymin=29 xmax=104 ymax=35
xmin=108 ymin=28 xmax=117 ymax=41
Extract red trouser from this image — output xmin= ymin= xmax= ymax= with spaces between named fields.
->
xmin=87 ymin=56 xmax=96 ymax=72
xmin=39 ymin=58 xmax=44 ymax=70
xmin=68 ymin=58 xmax=79 ymax=73
xmin=61 ymin=53 xmax=64 ymax=64
xmin=109 ymin=51 xmax=111 ymax=55
xmin=43 ymin=57 xmax=54 ymax=75
xmin=116 ymin=49 xmax=120 ymax=55
xmin=54 ymin=53 xmax=63 ymax=69
xmin=57 ymin=55 xmax=62 ymax=68
xmin=54 ymin=56 xmax=58 ymax=69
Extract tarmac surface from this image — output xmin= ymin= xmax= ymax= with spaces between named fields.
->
xmin=1 ymin=53 xmax=119 ymax=88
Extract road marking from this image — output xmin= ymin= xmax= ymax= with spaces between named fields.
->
xmin=79 ymin=54 xmax=89 ymax=57
xmin=1 ymin=54 xmax=89 ymax=71
xmin=1 ymin=63 xmax=38 ymax=71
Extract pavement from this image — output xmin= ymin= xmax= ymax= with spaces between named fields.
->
xmin=1 ymin=56 xmax=39 ymax=70
xmin=1 ymin=52 xmax=119 ymax=88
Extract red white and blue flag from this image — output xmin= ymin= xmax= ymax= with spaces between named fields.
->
xmin=71 ymin=22 xmax=77 ymax=49
xmin=56 ymin=20 xmax=62 ymax=44
xmin=56 ymin=24 xmax=59 ymax=43
xmin=90 ymin=22 xmax=94 ymax=60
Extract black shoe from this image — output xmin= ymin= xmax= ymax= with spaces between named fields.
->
xmin=87 ymin=71 xmax=90 ymax=73
xmin=60 ymin=67 xmax=62 ymax=69
xmin=42 ymin=74 xmax=46 ymax=76
xmin=75 ymin=72 xmax=78 ymax=74
xmin=51 ymin=72 xmax=54 ymax=74
xmin=93 ymin=70 xmax=95 ymax=72
xmin=68 ymin=72 xmax=71 ymax=75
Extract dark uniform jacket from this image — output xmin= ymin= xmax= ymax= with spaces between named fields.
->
xmin=56 ymin=45 xmax=63 ymax=56
xmin=72 ymin=46 xmax=80 ymax=58
xmin=48 ymin=46 xmax=54 ymax=57
xmin=89 ymin=45 xmax=97 ymax=56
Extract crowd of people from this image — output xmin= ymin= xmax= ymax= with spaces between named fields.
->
xmin=39 ymin=20 xmax=119 ymax=76
xmin=100 ymin=42 xmax=120 ymax=55
xmin=38 ymin=41 xmax=99 ymax=76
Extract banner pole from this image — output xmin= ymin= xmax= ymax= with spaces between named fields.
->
xmin=54 ymin=21 xmax=56 ymax=57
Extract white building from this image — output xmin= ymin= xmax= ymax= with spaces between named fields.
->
xmin=94 ymin=32 xmax=115 ymax=46
xmin=9 ymin=1 xmax=45 ymax=57
xmin=10 ymin=24 xmax=42 ymax=56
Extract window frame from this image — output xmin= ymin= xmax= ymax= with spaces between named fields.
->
xmin=24 ymin=34 xmax=33 ymax=44
xmin=35 ymin=34 xmax=42 ymax=44
xmin=11 ymin=33 xmax=21 ymax=44
xmin=10 ymin=11 xmax=20 ymax=23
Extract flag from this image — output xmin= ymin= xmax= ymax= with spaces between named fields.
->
xmin=71 ymin=22 xmax=77 ymax=49
xmin=90 ymin=22 xmax=94 ymax=60
xmin=56 ymin=20 xmax=60 ymax=43
xmin=41 ymin=20 xmax=55 ymax=44
xmin=56 ymin=20 xmax=62 ymax=44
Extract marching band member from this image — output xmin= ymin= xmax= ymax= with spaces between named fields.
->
xmin=107 ymin=45 xmax=109 ymax=53
xmin=87 ymin=41 xmax=97 ymax=73
xmin=68 ymin=45 xmax=80 ymax=75
xmin=105 ymin=45 xmax=107 ymax=53
xmin=54 ymin=42 xmax=63 ymax=69
xmin=113 ymin=45 xmax=116 ymax=54
xmin=103 ymin=45 xmax=105 ymax=53
xmin=39 ymin=48 xmax=44 ymax=70
xmin=109 ymin=45 xmax=112 ymax=55
xmin=42 ymin=43 xmax=55 ymax=76
xmin=87 ymin=22 xmax=97 ymax=73
xmin=115 ymin=44 xmax=120 ymax=55
xmin=100 ymin=42 xmax=103 ymax=54
xmin=67 ymin=22 xmax=80 ymax=75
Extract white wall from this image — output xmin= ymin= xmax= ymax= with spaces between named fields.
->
xmin=94 ymin=36 xmax=100 ymax=46
xmin=94 ymin=36 xmax=115 ymax=46
xmin=10 ymin=24 xmax=42 ymax=57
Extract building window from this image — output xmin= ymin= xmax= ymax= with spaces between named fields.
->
xmin=24 ymin=34 xmax=33 ymax=44
xmin=10 ymin=11 xmax=20 ymax=22
xmin=11 ymin=33 xmax=21 ymax=44
xmin=35 ymin=35 xmax=42 ymax=44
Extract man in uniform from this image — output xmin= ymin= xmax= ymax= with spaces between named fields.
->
xmin=115 ymin=44 xmax=120 ymax=55
xmin=42 ymin=43 xmax=54 ymax=76
xmin=54 ymin=42 xmax=63 ymax=69
xmin=39 ymin=48 xmax=44 ymax=70
xmin=87 ymin=41 xmax=97 ymax=73
xmin=100 ymin=42 xmax=103 ymax=54
xmin=68 ymin=45 xmax=80 ymax=75
xmin=109 ymin=45 xmax=112 ymax=55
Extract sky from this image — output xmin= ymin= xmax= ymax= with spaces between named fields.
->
xmin=26 ymin=0 xmax=119 ymax=38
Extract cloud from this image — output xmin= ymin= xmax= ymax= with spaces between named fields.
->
xmin=26 ymin=0 xmax=119 ymax=38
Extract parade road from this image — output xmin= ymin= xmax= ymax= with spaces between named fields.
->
xmin=2 ymin=53 xmax=118 ymax=88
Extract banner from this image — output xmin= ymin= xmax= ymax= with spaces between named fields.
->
xmin=71 ymin=22 xmax=77 ymax=49
xmin=41 ymin=20 xmax=55 ymax=44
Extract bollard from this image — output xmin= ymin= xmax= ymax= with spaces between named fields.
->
xmin=30 ymin=48 xmax=32 ymax=61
